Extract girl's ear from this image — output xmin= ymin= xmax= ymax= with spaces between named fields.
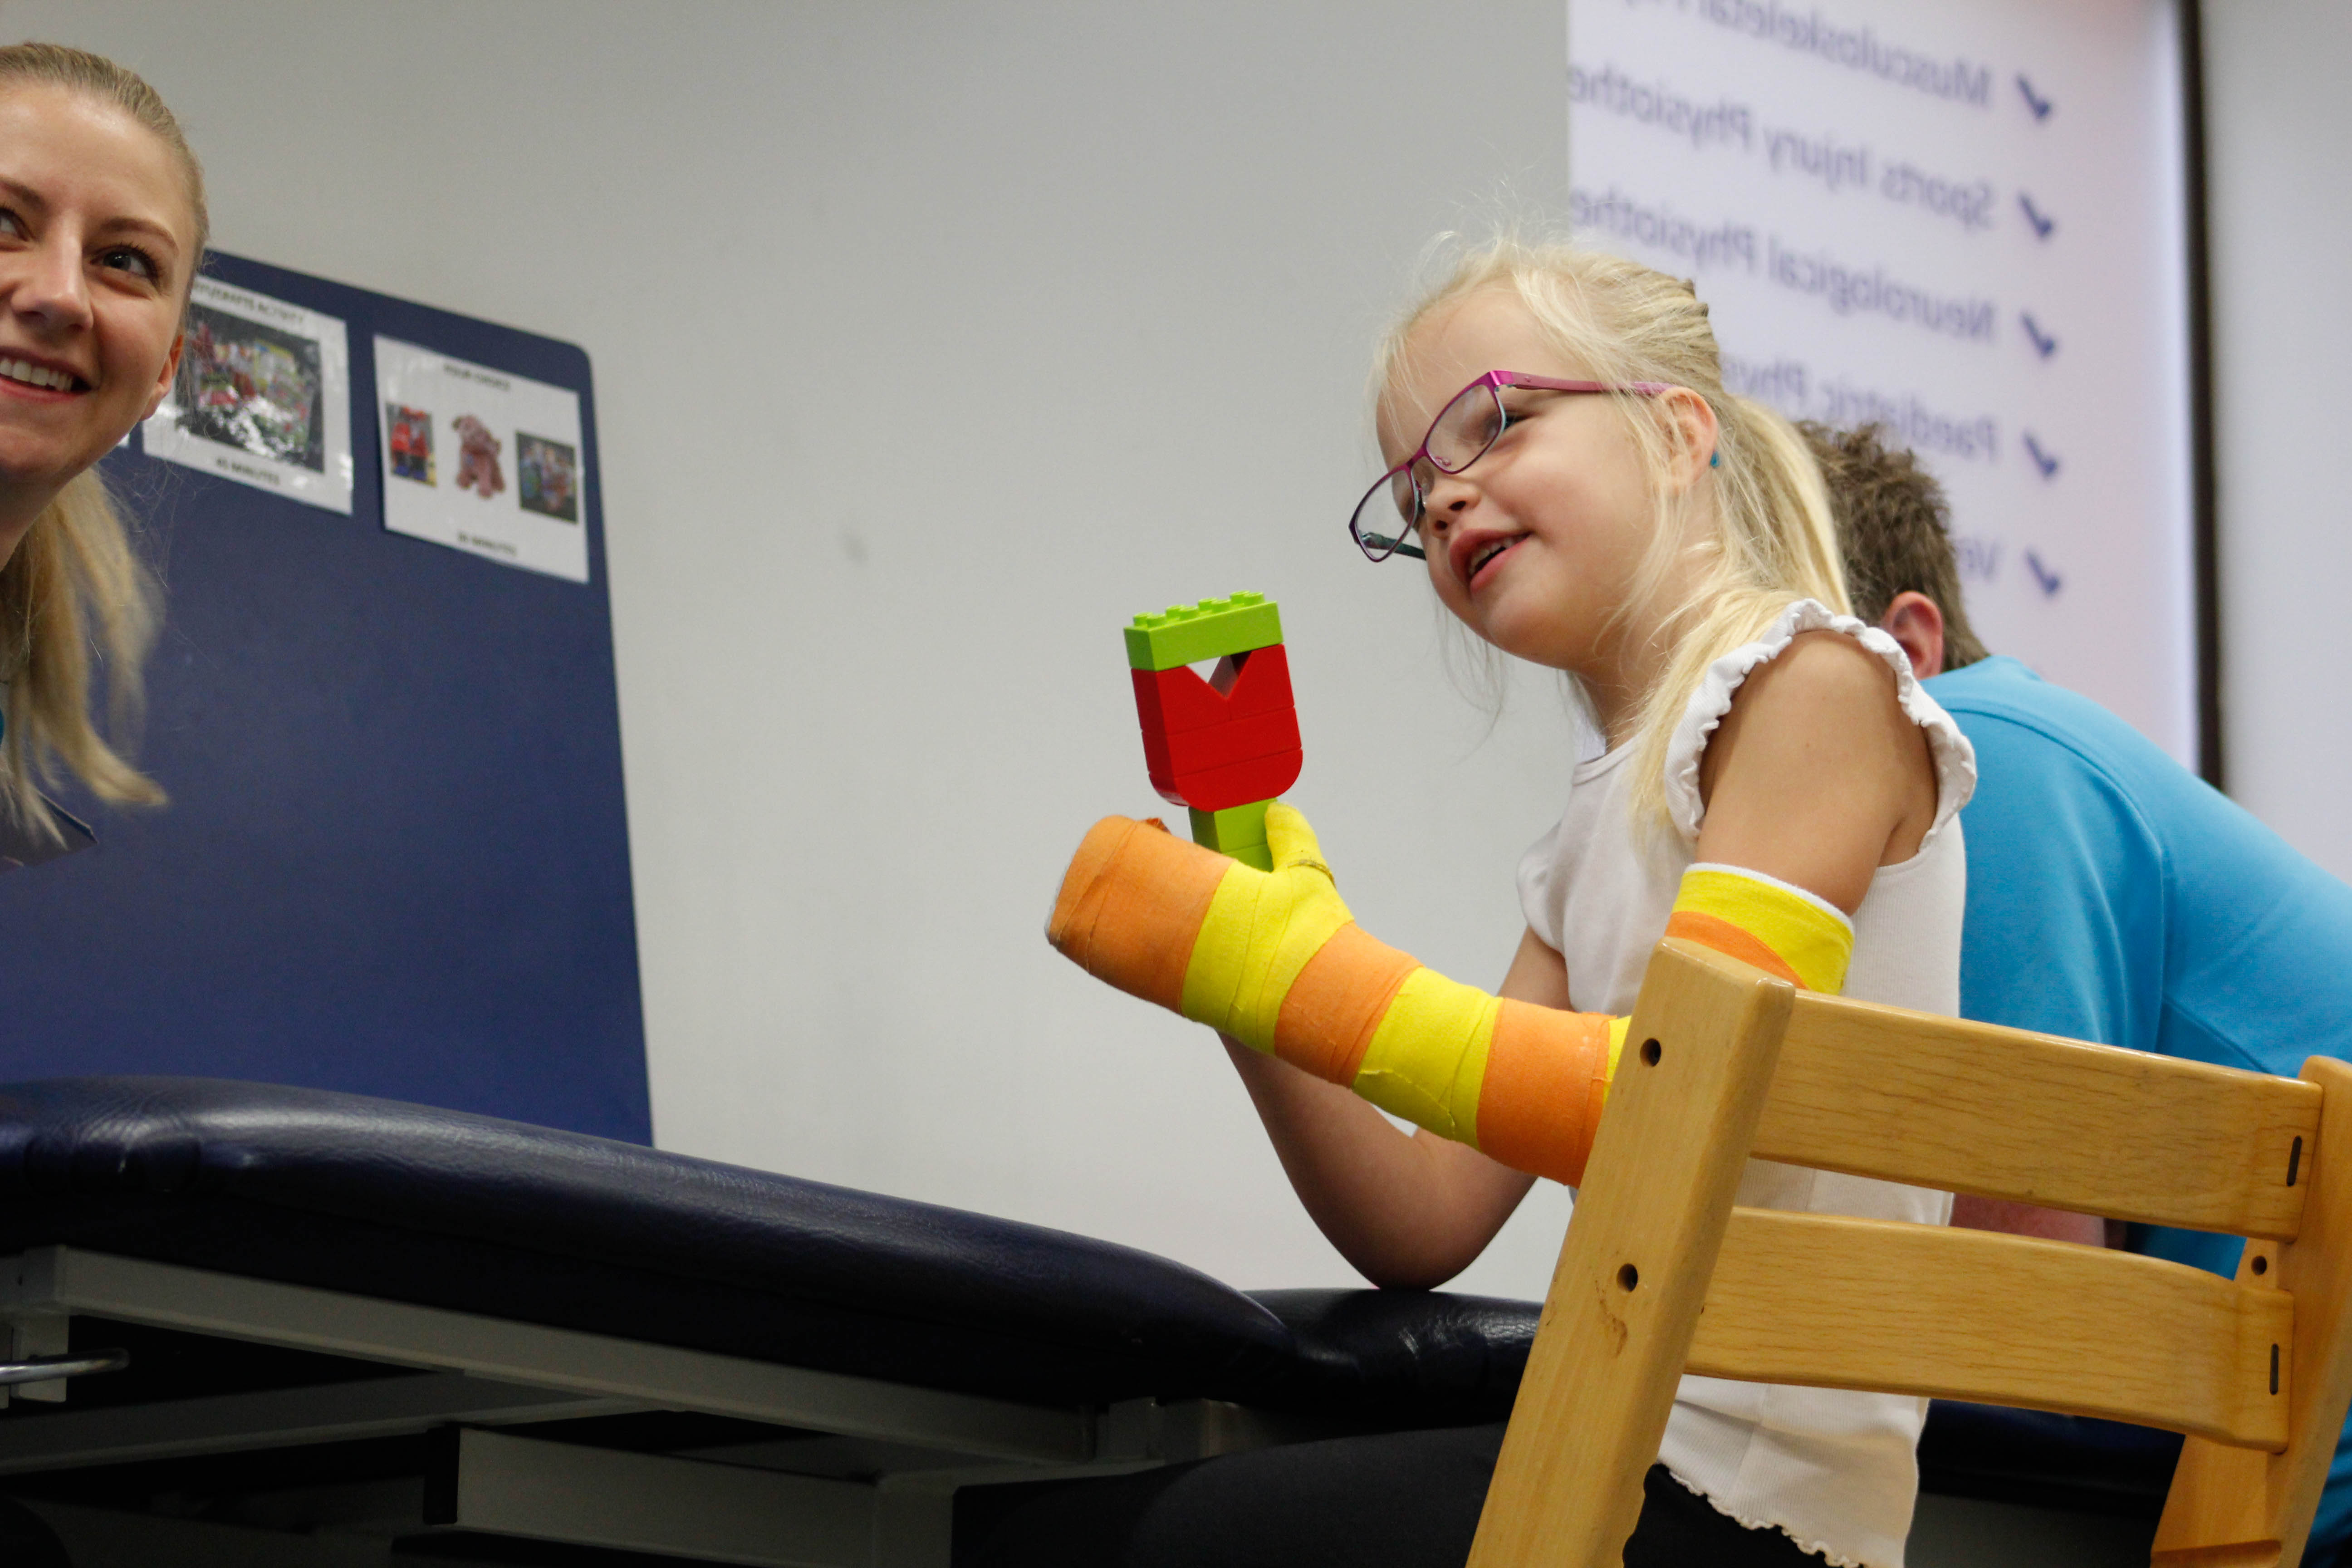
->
xmin=1657 ymin=387 xmax=1720 ymax=496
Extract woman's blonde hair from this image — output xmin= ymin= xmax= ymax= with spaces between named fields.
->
xmin=1 ymin=472 xmax=165 ymax=826
xmin=0 ymin=42 xmax=208 ymax=256
xmin=1373 ymin=238 xmax=1848 ymax=828
xmin=0 ymin=43 xmax=206 ymax=833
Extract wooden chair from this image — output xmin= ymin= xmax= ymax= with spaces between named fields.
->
xmin=1466 ymin=937 xmax=2352 ymax=1568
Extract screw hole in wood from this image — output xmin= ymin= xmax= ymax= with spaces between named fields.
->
xmin=1617 ymin=1264 xmax=1639 ymax=1292
xmin=1639 ymin=1039 xmax=1661 ymax=1067
xmin=2254 ymin=1254 xmax=2269 ymax=1276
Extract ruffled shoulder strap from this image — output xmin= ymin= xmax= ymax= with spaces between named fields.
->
xmin=1663 ymin=599 xmax=1978 ymax=846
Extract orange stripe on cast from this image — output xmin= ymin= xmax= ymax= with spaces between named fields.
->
xmin=1048 ymin=816 xmax=1229 ymax=1013
xmin=1663 ymin=910 xmax=1804 ymax=987
xmin=1273 ymin=923 xmax=1419 ymax=1085
xmin=1476 ymin=1001 xmax=1612 ymax=1186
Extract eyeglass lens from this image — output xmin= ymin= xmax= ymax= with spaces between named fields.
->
xmin=1353 ymin=381 xmax=1510 ymax=560
xmin=1426 ymin=381 xmax=1506 ymax=474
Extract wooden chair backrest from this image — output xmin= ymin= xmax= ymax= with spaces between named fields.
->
xmin=1465 ymin=938 xmax=2352 ymax=1568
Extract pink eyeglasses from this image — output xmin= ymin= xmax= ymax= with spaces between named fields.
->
xmin=1350 ymin=371 xmax=1669 ymax=561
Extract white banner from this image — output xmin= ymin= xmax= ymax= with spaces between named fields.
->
xmin=1569 ymin=0 xmax=2197 ymax=761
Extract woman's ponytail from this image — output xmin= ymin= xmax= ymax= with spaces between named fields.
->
xmin=0 ymin=472 xmax=165 ymax=838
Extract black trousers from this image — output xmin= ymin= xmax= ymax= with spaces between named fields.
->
xmin=957 ymin=1423 xmax=1829 ymax=1568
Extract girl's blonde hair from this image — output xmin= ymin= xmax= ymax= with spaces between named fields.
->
xmin=0 ymin=42 xmax=207 ymax=833
xmin=1374 ymin=239 xmax=1848 ymax=828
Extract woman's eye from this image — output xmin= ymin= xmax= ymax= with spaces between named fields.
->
xmin=0 ymin=209 xmax=23 ymax=240
xmin=97 ymin=245 xmax=158 ymax=281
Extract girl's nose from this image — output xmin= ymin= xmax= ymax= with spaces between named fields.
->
xmin=1422 ymin=470 xmax=1477 ymax=529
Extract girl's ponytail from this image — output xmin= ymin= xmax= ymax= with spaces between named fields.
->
xmin=1623 ymin=390 xmax=1847 ymax=829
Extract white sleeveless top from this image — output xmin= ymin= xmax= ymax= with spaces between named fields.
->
xmin=1515 ymin=602 xmax=1976 ymax=1568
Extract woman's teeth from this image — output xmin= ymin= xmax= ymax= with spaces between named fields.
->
xmin=0 ymin=358 xmax=76 ymax=391
xmin=1471 ymin=539 xmax=1516 ymax=576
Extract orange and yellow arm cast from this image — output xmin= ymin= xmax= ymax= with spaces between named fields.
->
xmin=1048 ymin=804 xmax=1852 ymax=1186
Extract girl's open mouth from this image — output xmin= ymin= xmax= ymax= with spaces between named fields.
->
xmin=1467 ymin=535 xmax=1521 ymax=587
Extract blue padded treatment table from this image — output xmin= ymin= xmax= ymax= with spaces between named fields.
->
xmin=0 ymin=1079 xmax=2176 ymax=1566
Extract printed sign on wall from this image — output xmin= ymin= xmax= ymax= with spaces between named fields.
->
xmin=374 ymin=337 xmax=589 ymax=583
xmin=143 ymin=278 xmax=353 ymax=514
xmin=1569 ymin=0 xmax=2197 ymax=763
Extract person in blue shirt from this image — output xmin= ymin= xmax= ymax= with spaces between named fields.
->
xmin=1811 ymin=420 xmax=2352 ymax=1559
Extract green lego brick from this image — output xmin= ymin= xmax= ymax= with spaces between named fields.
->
xmin=1190 ymin=800 xmax=1271 ymax=870
xmin=1124 ymin=592 xmax=1284 ymax=672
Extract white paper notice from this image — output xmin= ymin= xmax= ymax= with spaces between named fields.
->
xmin=143 ymin=278 xmax=353 ymax=514
xmin=373 ymin=337 xmax=588 ymax=583
xmin=1568 ymin=0 xmax=2197 ymax=764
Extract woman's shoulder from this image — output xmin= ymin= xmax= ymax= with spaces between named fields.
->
xmin=1663 ymin=598 xmax=1977 ymax=844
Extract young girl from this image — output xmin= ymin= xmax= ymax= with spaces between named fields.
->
xmin=0 ymin=43 xmax=197 ymax=844
xmin=1048 ymin=241 xmax=1966 ymax=1568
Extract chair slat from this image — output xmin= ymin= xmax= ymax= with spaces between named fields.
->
xmin=1468 ymin=938 xmax=1789 ymax=1567
xmin=1754 ymin=992 xmax=2318 ymax=1240
xmin=1686 ymin=1208 xmax=2292 ymax=1449
xmin=2158 ymin=1057 xmax=2352 ymax=1564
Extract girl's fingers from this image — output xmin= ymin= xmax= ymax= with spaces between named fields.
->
xmin=1265 ymin=802 xmax=1333 ymax=882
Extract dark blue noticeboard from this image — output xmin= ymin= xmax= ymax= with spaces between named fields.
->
xmin=0 ymin=253 xmax=649 ymax=1143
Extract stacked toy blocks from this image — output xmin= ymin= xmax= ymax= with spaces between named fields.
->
xmin=1125 ymin=593 xmax=1303 ymax=871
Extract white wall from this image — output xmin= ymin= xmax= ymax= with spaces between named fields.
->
xmin=28 ymin=0 xmax=2335 ymax=1304
xmin=2201 ymin=2 xmax=2352 ymax=879
xmin=0 ymin=0 xmax=1583 ymax=1294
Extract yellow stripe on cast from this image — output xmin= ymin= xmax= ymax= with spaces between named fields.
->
xmin=1668 ymin=864 xmax=1855 ymax=994
xmin=1349 ymin=967 xmax=1500 ymax=1145
xmin=1180 ymin=859 xmax=1355 ymax=1053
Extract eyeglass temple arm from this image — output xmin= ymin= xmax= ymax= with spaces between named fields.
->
xmin=1362 ymin=534 xmax=1426 ymax=560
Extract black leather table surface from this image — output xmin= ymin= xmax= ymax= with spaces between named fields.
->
xmin=0 ymin=1078 xmax=1294 ymax=1408
xmin=0 ymin=1078 xmax=2185 ymax=1508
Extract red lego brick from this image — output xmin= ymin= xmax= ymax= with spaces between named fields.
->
xmin=1137 ymin=645 xmax=1297 ymax=735
xmin=1137 ymin=715 xmax=1175 ymax=792
xmin=1132 ymin=642 xmax=1302 ymax=808
xmin=1171 ymin=747 xmax=1303 ymax=811
xmin=1147 ymin=711 xmax=1301 ymax=803
xmin=1171 ymin=709 xmax=1300 ymax=768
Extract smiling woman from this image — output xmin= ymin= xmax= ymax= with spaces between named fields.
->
xmin=0 ymin=44 xmax=208 ymax=839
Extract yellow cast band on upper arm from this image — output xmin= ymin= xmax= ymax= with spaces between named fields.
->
xmin=1179 ymin=855 xmax=1355 ymax=1052
xmin=1665 ymin=863 xmax=1855 ymax=994
xmin=1348 ymin=967 xmax=1500 ymax=1144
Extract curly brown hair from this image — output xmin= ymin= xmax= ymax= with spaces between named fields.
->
xmin=1800 ymin=421 xmax=1987 ymax=673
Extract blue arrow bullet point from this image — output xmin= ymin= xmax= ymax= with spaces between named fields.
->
xmin=2022 ymin=312 xmax=2059 ymax=358
xmin=2019 ymin=193 xmax=2057 ymax=240
xmin=2025 ymin=550 xmax=2063 ymax=598
xmin=2023 ymin=433 xmax=2061 ymax=480
xmin=2018 ymin=74 xmax=2054 ymax=120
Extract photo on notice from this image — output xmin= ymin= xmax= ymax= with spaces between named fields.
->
xmin=373 ymin=336 xmax=589 ymax=582
xmin=142 ymin=278 xmax=353 ymax=514
xmin=517 ymin=433 xmax=578 ymax=523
